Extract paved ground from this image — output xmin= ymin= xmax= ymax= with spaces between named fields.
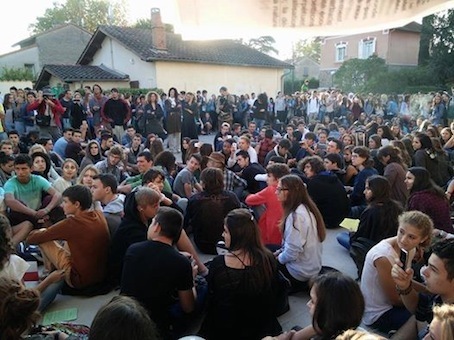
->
xmin=38 ymin=133 xmax=359 ymax=333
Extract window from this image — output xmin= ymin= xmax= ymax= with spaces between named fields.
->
xmin=303 ymin=67 xmax=309 ymax=77
xmin=335 ymin=42 xmax=347 ymax=62
xmin=358 ymin=38 xmax=376 ymax=59
xmin=24 ymin=64 xmax=35 ymax=76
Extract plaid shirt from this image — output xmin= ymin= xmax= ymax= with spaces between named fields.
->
xmin=224 ymin=169 xmax=246 ymax=192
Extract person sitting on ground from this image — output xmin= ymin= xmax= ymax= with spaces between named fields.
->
xmin=324 ymin=152 xmax=347 ymax=184
xmin=227 ymin=135 xmax=259 ymax=169
xmin=142 ymin=168 xmax=184 ymax=213
xmin=0 ymin=215 xmax=65 ymax=312
xmin=109 ymin=187 xmax=208 ymax=286
xmin=27 ymin=185 xmax=110 ymax=290
xmin=199 ymin=208 xmax=282 ymax=340
xmin=236 ymin=150 xmax=266 ymax=195
xmin=391 ymin=238 xmax=454 ymax=339
xmin=288 ymin=272 xmax=365 ymax=340
xmin=275 ymin=174 xmax=326 ymax=292
xmin=206 ymin=151 xmax=246 ymax=199
xmin=256 ymin=128 xmax=277 ymax=166
xmin=52 ymin=158 xmax=78 ymax=194
xmin=361 ymin=211 xmax=433 ymax=334
xmin=300 ymin=156 xmax=350 ymax=229
xmin=64 ymin=129 xmax=84 ymax=166
xmin=95 ymin=145 xmax=128 ymax=184
xmin=264 ymin=138 xmax=293 ymax=166
xmin=185 ymin=167 xmax=240 ymax=254
xmin=337 ymin=175 xmax=403 ymax=251
xmin=80 ymin=140 xmax=104 ymax=172
xmin=117 ymin=151 xmax=153 ymax=194
xmin=91 ymin=174 xmax=125 ymax=236
xmin=121 ymin=207 xmax=200 ymax=338
xmin=425 ymin=304 xmax=454 ymax=340
xmin=245 ymin=163 xmax=290 ymax=247
xmin=405 ymin=167 xmax=453 ymax=234
xmin=173 ymin=153 xmax=203 ymax=199
xmin=4 ymin=154 xmax=61 ymax=228
xmin=89 ymin=295 xmax=160 ymax=340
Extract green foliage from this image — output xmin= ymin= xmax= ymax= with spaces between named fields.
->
xmin=428 ymin=9 xmax=454 ymax=85
xmin=133 ymin=19 xmax=174 ymax=33
xmin=237 ymin=36 xmax=278 ymax=55
xmin=334 ymin=55 xmax=387 ymax=93
xmin=0 ymin=67 xmax=34 ymax=81
xmin=293 ymin=38 xmax=321 ymax=63
xmin=29 ymin=0 xmax=128 ymax=34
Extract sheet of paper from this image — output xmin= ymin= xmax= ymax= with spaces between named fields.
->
xmin=42 ymin=308 xmax=78 ymax=325
xmin=340 ymin=218 xmax=360 ymax=232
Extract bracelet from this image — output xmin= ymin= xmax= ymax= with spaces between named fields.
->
xmin=396 ymin=282 xmax=413 ymax=295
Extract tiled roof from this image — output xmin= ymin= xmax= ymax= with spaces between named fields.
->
xmin=395 ymin=21 xmax=422 ymax=33
xmin=41 ymin=64 xmax=129 ymax=81
xmin=35 ymin=64 xmax=129 ymax=89
xmin=78 ymin=26 xmax=292 ymax=69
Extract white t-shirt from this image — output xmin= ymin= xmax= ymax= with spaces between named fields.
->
xmin=0 ymin=255 xmax=30 ymax=281
xmin=361 ymin=240 xmax=398 ymax=325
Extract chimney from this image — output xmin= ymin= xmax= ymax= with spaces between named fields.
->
xmin=151 ymin=8 xmax=166 ymax=50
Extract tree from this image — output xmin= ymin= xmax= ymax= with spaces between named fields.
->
xmin=418 ymin=15 xmax=434 ymax=66
xmin=428 ymin=9 xmax=454 ymax=86
xmin=133 ymin=18 xmax=174 ymax=33
xmin=0 ymin=67 xmax=34 ymax=81
xmin=334 ymin=55 xmax=387 ymax=93
xmin=29 ymin=0 xmax=128 ymax=34
xmin=293 ymin=38 xmax=321 ymax=63
xmin=238 ymin=36 xmax=278 ymax=55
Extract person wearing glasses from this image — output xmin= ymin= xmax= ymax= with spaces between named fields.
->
xmin=274 ymin=174 xmax=326 ymax=292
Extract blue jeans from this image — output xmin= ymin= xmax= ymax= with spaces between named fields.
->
xmin=14 ymin=121 xmax=26 ymax=135
xmin=254 ymin=118 xmax=266 ymax=129
xmin=371 ymin=306 xmax=412 ymax=334
xmin=337 ymin=232 xmax=351 ymax=250
xmin=38 ymin=279 xmax=65 ymax=312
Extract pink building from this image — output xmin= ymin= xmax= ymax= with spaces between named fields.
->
xmin=319 ymin=22 xmax=421 ymax=88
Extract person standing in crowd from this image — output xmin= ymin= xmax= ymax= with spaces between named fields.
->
xmin=27 ymin=87 xmax=64 ymax=141
xmin=165 ymin=87 xmax=182 ymax=153
xmin=140 ymin=91 xmax=166 ymax=140
xmin=88 ymin=84 xmax=108 ymax=132
xmin=101 ymin=88 xmax=131 ymax=142
xmin=59 ymin=89 xmax=73 ymax=130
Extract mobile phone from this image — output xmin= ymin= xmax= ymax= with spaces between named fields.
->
xmin=399 ymin=248 xmax=416 ymax=270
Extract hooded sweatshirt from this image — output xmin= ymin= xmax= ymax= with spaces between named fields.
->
xmin=109 ymin=192 xmax=147 ymax=284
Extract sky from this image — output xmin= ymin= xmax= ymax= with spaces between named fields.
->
xmin=0 ymin=0 xmax=293 ymax=59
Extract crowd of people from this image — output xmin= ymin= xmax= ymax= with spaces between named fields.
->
xmin=1 ymin=83 xmax=454 ymax=339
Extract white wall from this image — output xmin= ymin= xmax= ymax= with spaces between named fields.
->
xmin=0 ymin=81 xmax=34 ymax=99
xmin=91 ymin=38 xmax=156 ymax=88
xmin=0 ymin=47 xmax=39 ymax=76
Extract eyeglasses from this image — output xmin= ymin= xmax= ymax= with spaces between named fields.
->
xmin=276 ymin=187 xmax=289 ymax=193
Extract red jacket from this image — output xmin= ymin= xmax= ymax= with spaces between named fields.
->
xmin=27 ymin=99 xmax=64 ymax=128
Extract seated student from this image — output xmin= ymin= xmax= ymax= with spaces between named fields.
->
xmin=324 ymin=153 xmax=347 ymax=184
xmin=95 ymin=145 xmax=129 ymax=184
xmin=206 ymin=152 xmax=246 ymax=199
xmin=64 ymin=129 xmax=84 ymax=165
xmin=300 ymin=156 xmax=349 ymax=229
xmin=296 ymin=132 xmax=317 ymax=161
xmin=236 ymin=150 xmax=266 ymax=195
xmin=0 ymin=215 xmax=64 ymax=312
xmin=90 ymin=295 xmax=159 ymax=340
xmin=264 ymin=138 xmax=292 ymax=166
xmin=121 ymin=207 xmax=199 ymax=338
xmin=118 ymin=151 xmax=153 ymax=194
xmin=245 ymin=163 xmax=290 ymax=247
xmin=255 ymin=128 xmax=276 ymax=166
xmin=185 ymin=167 xmax=241 ymax=254
xmin=109 ymin=187 xmax=207 ymax=286
xmin=173 ymin=153 xmax=203 ymax=199
xmin=287 ymin=272 xmax=365 ymax=340
xmin=27 ymin=185 xmax=110 ymax=290
xmin=391 ymin=238 xmax=454 ymax=339
xmin=425 ymin=304 xmax=454 ymax=340
xmin=92 ymin=174 xmax=125 ymax=236
xmin=361 ymin=211 xmax=433 ymax=334
xmin=4 ymin=154 xmax=61 ymax=228
xmin=142 ymin=168 xmax=184 ymax=213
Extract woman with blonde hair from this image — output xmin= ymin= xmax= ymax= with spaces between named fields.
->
xmin=275 ymin=174 xmax=326 ymax=291
xmin=425 ymin=304 xmax=454 ymax=340
xmin=76 ymin=164 xmax=99 ymax=189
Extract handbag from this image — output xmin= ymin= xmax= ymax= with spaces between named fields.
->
xmin=36 ymin=114 xmax=51 ymax=127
